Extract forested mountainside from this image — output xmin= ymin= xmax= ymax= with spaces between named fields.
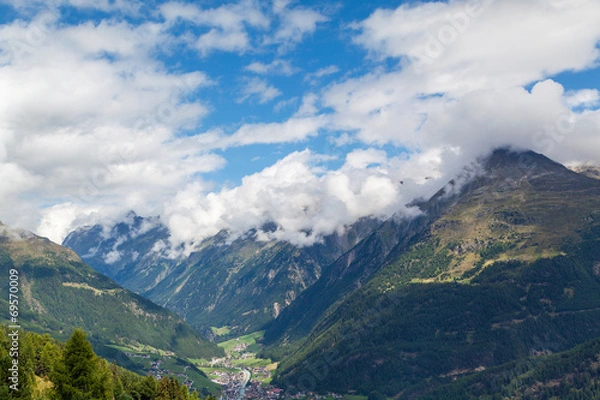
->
xmin=0 ymin=224 xmax=224 ymax=374
xmin=263 ymin=149 xmax=600 ymax=397
xmin=0 ymin=326 xmax=220 ymax=399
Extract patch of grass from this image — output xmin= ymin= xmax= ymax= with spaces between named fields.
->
xmin=211 ymin=326 xmax=231 ymax=336
xmin=218 ymin=330 xmax=265 ymax=354
xmin=33 ymin=375 xmax=54 ymax=398
xmin=231 ymin=355 xmax=271 ymax=368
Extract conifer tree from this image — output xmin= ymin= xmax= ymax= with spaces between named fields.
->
xmin=51 ymin=328 xmax=112 ymax=400
xmin=0 ymin=327 xmax=35 ymax=399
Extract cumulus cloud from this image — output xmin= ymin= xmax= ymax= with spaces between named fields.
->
xmin=323 ymin=0 xmax=600 ymax=159
xmin=0 ymin=10 xmax=224 ymax=242
xmin=237 ymin=77 xmax=282 ymax=104
xmin=160 ymin=0 xmax=269 ymax=55
xmin=245 ymin=59 xmax=298 ymax=76
xmin=354 ymin=0 xmax=600 ymax=88
xmin=163 ymin=149 xmax=433 ymax=251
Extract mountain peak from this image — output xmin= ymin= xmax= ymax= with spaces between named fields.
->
xmin=482 ymin=147 xmax=566 ymax=177
xmin=469 ymin=147 xmax=600 ymax=194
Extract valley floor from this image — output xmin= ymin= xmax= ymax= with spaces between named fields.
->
xmin=198 ymin=331 xmax=358 ymax=400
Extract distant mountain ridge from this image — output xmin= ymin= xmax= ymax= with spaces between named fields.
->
xmin=63 ymin=211 xmax=379 ymax=337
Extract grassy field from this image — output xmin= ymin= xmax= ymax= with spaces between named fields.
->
xmin=217 ymin=330 xmax=265 ymax=355
xmin=106 ymin=343 xmax=168 ymax=355
xmin=210 ymin=326 xmax=232 ymax=337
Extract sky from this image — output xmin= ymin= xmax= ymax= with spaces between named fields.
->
xmin=0 ymin=0 xmax=599 ymax=251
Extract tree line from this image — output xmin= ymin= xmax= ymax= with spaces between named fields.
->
xmin=0 ymin=325 xmax=218 ymax=400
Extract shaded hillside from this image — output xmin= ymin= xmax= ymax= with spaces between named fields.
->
xmin=421 ymin=335 xmax=600 ymax=399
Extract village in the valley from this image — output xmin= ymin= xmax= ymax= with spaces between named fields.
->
xmin=199 ymin=338 xmax=285 ymax=400
xmin=124 ymin=332 xmax=350 ymax=400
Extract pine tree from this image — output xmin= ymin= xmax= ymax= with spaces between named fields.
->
xmin=111 ymin=361 xmax=125 ymax=398
xmin=157 ymin=376 xmax=186 ymax=400
xmin=17 ymin=332 xmax=36 ymax=400
xmin=136 ymin=374 xmax=158 ymax=400
xmin=51 ymin=329 xmax=112 ymax=400
xmin=39 ymin=341 xmax=61 ymax=378
xmin=0 ymin=327 xmax=35 ymax=399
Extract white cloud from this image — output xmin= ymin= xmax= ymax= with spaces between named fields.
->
xmin=245 ymin=59 xmax=298 ymax=76
xmin=163 ymin=149 xmax=429 ymax=251
xmin=160 ymin=0 xmax=269 ymax=55
xmin=0 ymin=11 xmax=225 ymax=242
xmin=295 ymin=93 xmax=320 ymax=117
xmin=274 ymin=8 xmax=327 ymax=42
xmin=238 ymin=77 xmax=282 ymax=104
xmin=304 ymin=65 xmax=339 ymax=84
xmin=220 ymin=116 xmax=325 ymax=147
xmin=266 ymin=2 xmax=328 ymax=51
xmin=274 ymin=97 xmax=300 ymax=113
xmin=320 ymin=0 xmax=600 ymax=154
xmin=564 ymin=89 xmax=600 ymax=108
xmin=103 ymin=250 xmax=122 ymax=264
xmin=354 ymin=0 xmax=600 ymax=92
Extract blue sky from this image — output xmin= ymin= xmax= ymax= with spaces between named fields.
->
xmin=0 ymin=0 xmax=599 ymax=249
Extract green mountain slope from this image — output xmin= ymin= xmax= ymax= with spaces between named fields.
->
xmin=0 ymin=326 xmax=220 ymax=399
xmin=64 ymin=216 xmax=378 ymax=337
xmin=0 ymin=224 xmax=224 ymax=368
xmin=422 ymin=334 xmax=600 ymax=399
xmin=265 ymin=149 xmax=600 ymax=397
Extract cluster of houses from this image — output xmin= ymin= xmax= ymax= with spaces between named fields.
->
xmin=124 ymin=352 xmax=150 ymax=359
xmin=148 ymin=357 xmax=194 ymax=389
xmin=284 ymin=393 xmax=344 ymax=399
xmin=231 ymin=342 xmax=249 ymax=352
xmin=248 ymin=366 xmax=270 ymax=380
xmin=241 ymin=381 xmax=282 ymax=399
xmin=210 ymin=369 xmax=247 ymax=399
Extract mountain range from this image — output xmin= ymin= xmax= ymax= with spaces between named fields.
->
xmin=57 ymin=148 xmax=600 ymax=397
xmin=63 ymin=211 xmax=379 ymax=338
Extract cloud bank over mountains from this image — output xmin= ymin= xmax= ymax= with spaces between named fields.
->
xmin=0 ymin=0 xmax=599 ymax=248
